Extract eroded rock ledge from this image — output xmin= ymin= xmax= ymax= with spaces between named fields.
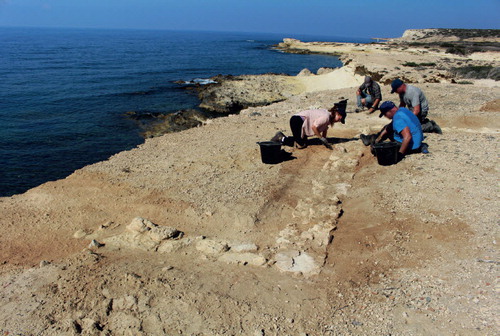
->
xmin=196 ymin=74 xmax=303 ymax=114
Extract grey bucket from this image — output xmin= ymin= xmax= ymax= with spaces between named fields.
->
xmin=257 ymin=141 xmax=282 ymax=164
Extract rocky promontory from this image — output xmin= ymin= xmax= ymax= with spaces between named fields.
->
xmin=196 ymin=74 xmax=302 ymax=114
xmin=393 ymin=28 xmax=500 ymax=44
xmin=276 ymin=30 xmax=500 ymax=85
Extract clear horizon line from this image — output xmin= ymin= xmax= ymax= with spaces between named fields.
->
xmin=0 ymin=24 xmax=380 ymax=41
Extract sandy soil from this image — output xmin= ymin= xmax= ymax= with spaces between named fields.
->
xmin=1 ymin=41 xmax=499 ymax=336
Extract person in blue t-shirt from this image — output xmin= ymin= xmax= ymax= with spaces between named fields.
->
xmin=375 ymin=101 xmax=424 ymax=161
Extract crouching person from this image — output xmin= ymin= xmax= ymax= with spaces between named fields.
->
xmin=271 ymin=101 xmax=347 ymax=150
xmin=373 ymin=101 xmax=424 ymax=162
xmin=356 ymin=76 xmax=382 ymax=113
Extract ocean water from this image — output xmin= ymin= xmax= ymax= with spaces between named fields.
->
xmin=0 ymin=27 xmax=369 ymax=197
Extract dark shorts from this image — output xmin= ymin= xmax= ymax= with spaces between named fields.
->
xmin=290 ymin=115 xmax=306 ymax=146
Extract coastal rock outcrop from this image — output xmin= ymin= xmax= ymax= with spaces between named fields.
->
xmin=197 ymin=74 xmax=302 ymax=114
xmin=297 ymin=68 xmax=313 ymax=76
xmin=125 ymin=109 xmax=208 ymax=138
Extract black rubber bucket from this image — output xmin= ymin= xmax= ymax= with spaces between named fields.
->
xmin=257 ymin=141 xmax=282 ymax=164
xmin=372 ymin=142 xmax=400 ymax=166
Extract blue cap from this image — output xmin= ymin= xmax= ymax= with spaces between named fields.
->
xmin=378 ymin=101 xmax=396 ymax=117
xmin=391 ymin=79 xmax=404 ymax=93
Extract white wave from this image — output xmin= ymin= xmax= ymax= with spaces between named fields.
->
xmin=182 ymin=78 xmax=217 ymax=85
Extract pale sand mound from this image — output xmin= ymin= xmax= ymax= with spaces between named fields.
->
xmin=295 ymin=66 xmax=363 ymax=92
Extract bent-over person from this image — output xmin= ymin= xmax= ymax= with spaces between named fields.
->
xmin=374 ymin=101 xmax=424 ymax=162
xmin=271 ymin=101 xmax=347 ymax=150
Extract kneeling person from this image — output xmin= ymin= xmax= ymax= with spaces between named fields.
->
xmin=356 ymin=76 xmax=382 ymax=113
xmin=377 ymin=101 xmax=423 ymax=160
xmin=271 ymin=102 xmax=347 ymax=150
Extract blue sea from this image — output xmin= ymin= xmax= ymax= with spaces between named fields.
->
xmin=0 ymin=27 xmax=369 ymax=197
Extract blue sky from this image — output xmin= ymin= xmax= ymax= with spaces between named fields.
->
xmin=1 ymin=0 xmax=499 ymax=39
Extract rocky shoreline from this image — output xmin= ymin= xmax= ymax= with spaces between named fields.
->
xmin=1 ymin=29 xmax=499 ymax=335
xmin=131 ymin=29 xmax=500 ymax=139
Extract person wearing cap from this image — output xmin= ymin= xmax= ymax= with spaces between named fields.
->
xmin=375 ymin=101 xmax=424 ymax=161
xmin=356 ymin=76 xmax=382 ymax=114
xmin=391 ymin=78 xmax=442 ymax=134
xmin=271 ymin=101 xmax=347 ymax=150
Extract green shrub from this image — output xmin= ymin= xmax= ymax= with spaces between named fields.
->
xmin=440 ymin=43 xmax=455 ymax=48
xmin=446 ymin=46 xmax=468 ymax=55
xmin=402 ymin=62 xmax=419 ymax=67
xmin=402 ymin=62 xmax=437 ymax=67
